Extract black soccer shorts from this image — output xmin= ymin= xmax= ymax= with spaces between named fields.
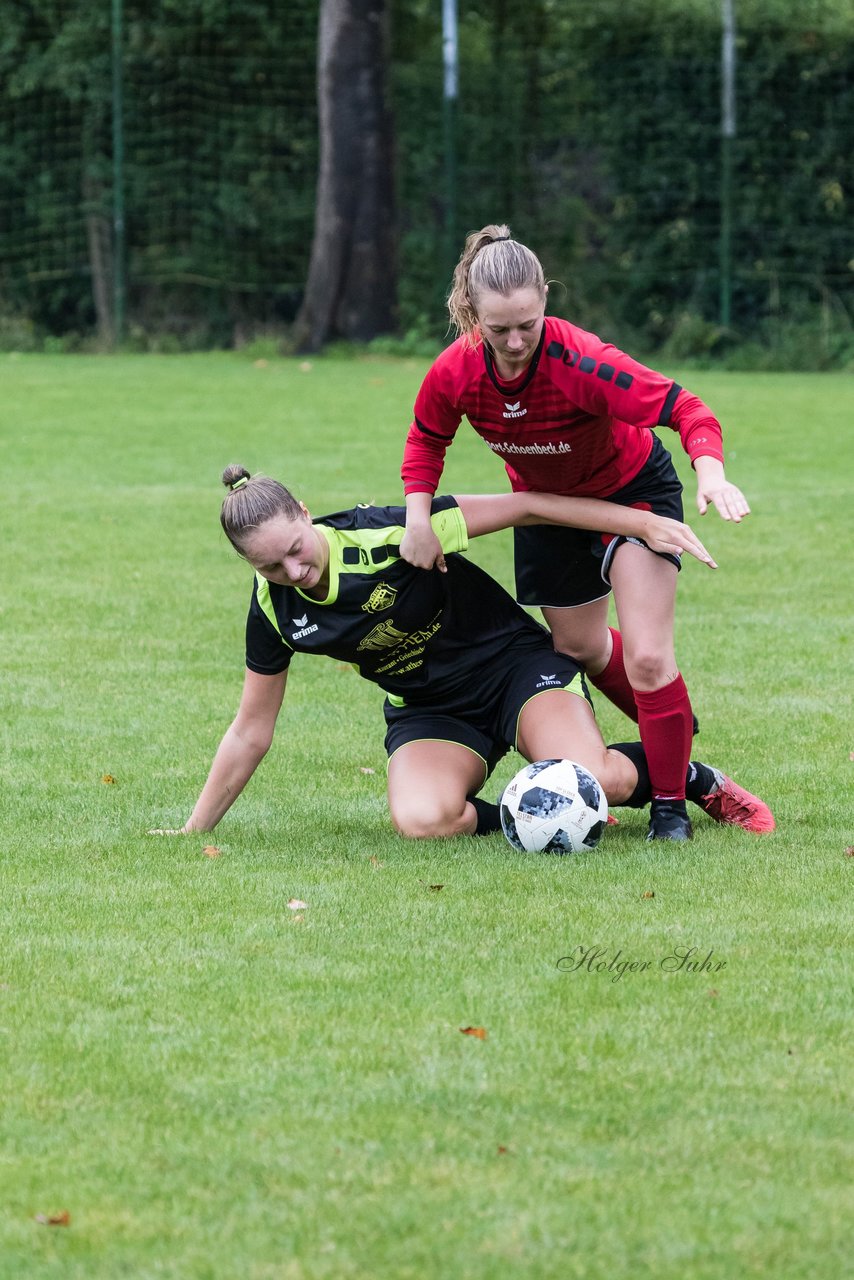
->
xmin=383 ymin=648 xmax=590 ymax=784
xmin=514 ymin=435 xmax=685 ymax=609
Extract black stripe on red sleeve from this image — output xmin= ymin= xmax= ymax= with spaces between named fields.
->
xmin=659 ymin=383 xmax=682 ymax=426
xmin=414 ymin=416 xmax=452 ymax=441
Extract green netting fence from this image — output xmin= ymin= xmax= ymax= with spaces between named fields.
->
xmin=0 ymin=0 xmax=851 ymax=360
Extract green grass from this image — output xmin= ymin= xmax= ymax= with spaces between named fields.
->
xmin=1 ymin=352 xmax=852 ymax=1279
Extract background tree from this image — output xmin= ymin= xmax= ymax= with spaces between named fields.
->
xmin=292 ymin=0 xmax=396 ymax=352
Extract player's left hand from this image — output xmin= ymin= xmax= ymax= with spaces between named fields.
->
xmin=640 ymin=513 xmax=717 ymax=567
xmin=696 ymin=479 xmax=751 ymax=522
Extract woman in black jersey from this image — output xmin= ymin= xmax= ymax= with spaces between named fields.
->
xmin=152 ymin=466 xmax=773 ymax=841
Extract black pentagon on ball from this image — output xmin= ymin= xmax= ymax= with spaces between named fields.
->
xmin=575 ymin=767 xmax=603 ymax=812
xmin=581 ymin=818 xmax=605 ymax=849
xmin=525 ymin=758 xmax=561 ymax=779
xmin=542 ymin=828 xmax=575 ymax=855
xmin=517 ymin=784 xmax=573 ymax=819
xmin=500 ymin=802 xmax=524 ymax=850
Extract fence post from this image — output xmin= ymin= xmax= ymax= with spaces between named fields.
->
xmin=111 ymin=0 xmax=126 ymax=347
xmin=720 ymin=0 xmax=736 ymax=329
xmin=442 ymin=0 xmax=458 ymax=277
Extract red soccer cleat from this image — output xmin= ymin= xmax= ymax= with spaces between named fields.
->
xmin=699 ymin=770 xmax=776 ymax=834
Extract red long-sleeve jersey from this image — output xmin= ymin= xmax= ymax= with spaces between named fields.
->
xmin=402 ymin=316 xmax=724 ymax=498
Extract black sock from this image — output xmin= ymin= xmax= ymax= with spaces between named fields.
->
xmin=685 ymin=761 xmax=719 ymax=803
xmin=471 ymin=797 xmax=502 ymax=836
xmin=608 ymin=741 xmax=651 ymax=808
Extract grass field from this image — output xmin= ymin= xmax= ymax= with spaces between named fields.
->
xmin=1 ymin=352 xmax=852 ymax=1279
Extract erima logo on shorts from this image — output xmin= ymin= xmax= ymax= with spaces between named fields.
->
xmin=291 ymin=615 xmax=319 ymax=640
xmin=503 ymin=400 xmax=527 ymax=419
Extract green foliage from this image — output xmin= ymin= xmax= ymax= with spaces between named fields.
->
xmin=1 ymin=353 xmax=851 ymax=1277
xmin=0 ymin=1 xmax=852 ymax=358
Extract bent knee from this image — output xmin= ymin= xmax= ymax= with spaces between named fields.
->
xmin=390 ymin=799 xmax=472 ymax=840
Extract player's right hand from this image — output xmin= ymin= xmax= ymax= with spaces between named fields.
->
xmin=399 ymin=524 xmax=447 ymax=572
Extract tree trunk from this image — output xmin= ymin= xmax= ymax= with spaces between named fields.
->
xmin=293 ymin=0 xmax=396 ymax=352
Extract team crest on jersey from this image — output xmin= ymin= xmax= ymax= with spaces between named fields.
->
xmin=361 ymin=582 xmax=398 ymax=614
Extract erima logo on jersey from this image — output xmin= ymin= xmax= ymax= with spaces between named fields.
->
xmin=291 ymin=617 xmax=319 ymax=640
xmin=503 ymin=400 xmax=527 ymax=419
xmin=293 ymin=615 xmax=308 ymax=627
xmin=536 ymin=674 xmax=562 ymax=689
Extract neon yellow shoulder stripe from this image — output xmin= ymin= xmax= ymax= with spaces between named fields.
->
xmin=254 ymin=575 xmax=293 ymax=648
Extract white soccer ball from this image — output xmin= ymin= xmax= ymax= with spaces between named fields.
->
xmin=500 ymin=759 xmax=608 ymax=854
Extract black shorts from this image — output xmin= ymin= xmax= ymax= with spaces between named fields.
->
xmin=383 ymin=648 xmax=590 ymax=786
xmin=514 ymin=435 xmax=685 ymax=609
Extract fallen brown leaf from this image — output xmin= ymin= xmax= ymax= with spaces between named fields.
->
xmin=641 ymin=890 xmax=655 ymax=899
xmin=359 ymin=767 xmax=376 ymax=775
xmin=460 ymin=1026 xmax=487 ymax=1040
xmin=845 ymin=847 xmax=854 ymax=857
xmin=287 ymin=898 xmax=308 ymax=910
xmin=497 ymin=1145 xmax=509 ymax=1155
xmin=368 ymin=855 xmax=383 ymax=868
xmin=202 ymin=845 xmax=221 ymax=858
xmin=35 ymin=1211 xmax=70 ymax=1227
xmin=707 ymin=988 xmax=719 ymax=998
xmin=101 ymin=774 xmax=116 ymax=785
xmin=419 ymin=880 xmax=444 ymax=891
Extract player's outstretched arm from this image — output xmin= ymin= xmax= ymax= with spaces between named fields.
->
xmin=454 ymin=492 xmax=717 ymax=568
xmin=693 ymin=456 xmax=751 ymax=522
xmin=150 ymin=668 xmax=287 ymax=834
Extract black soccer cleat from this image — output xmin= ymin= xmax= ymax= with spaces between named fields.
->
xmin=646 ymin=800 xmax=693 ymax=842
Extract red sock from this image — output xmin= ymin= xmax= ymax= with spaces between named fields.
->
xmin=588 ymin=628 xmax=639 ymax=722
xmin=634 ymin=674 xmax=693 ymax=801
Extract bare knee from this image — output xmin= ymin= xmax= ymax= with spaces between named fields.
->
xmin=390 ymin=796 xmax=474 ymax=840
xmin=624 ymin=645 xmax=676 ymax=690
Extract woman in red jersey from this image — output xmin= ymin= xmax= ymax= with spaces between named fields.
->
xmin=400 ymin=224 xmax=752 ymax=842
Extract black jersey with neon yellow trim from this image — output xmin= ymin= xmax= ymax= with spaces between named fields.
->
xmin=244 ymin=496 xmax=551 ymax=706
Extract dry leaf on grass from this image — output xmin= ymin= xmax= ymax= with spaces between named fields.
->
xmin=288 ymin=898 xmax=308 ymax=910
xmin=35 ymin=1211 xmax=70 ymax=1227
xmin=202 ymin=845 xmax=221 ymax=858
xmin=460 ymin=1026 xmax=487 ymax=1040
xmin=359 ymin=767 xmax=376 ymax=775
xmin=845 ymin=847 xmax=854 ymax=857
xmin=368 ymin=855 xmax=383 ymax=868
xmin=641 ymin=890 xmax=655 ymax=899
xmin=497 ymin=1145 xmax=509 ymax=1155
xmin=101 ymin=774 xmax=116 ymax=785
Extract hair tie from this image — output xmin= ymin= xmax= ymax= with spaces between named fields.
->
xmin=230 ymin=476 xmax=249 ymax=491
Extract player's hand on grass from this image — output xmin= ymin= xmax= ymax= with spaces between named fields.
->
xmin=400 ymin=523 xmax=447 ymax=572
xmin=640 ymin=514 xmax=718 ymax=568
